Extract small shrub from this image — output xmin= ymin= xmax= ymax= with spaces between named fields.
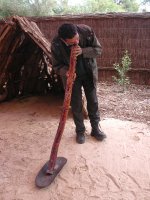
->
xmin=112 ymin=50 xmax=131 ymax=92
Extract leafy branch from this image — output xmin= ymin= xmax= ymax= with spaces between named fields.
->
xmin=112 ymin=50 xmax=131 ymax=92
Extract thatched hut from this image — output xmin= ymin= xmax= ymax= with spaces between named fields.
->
xmin=0 ymin=16 xmax=63 ymax=102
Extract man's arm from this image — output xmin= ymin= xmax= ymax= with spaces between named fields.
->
xmin=51 ymin=44 xmax=68 ymax=76
xmin=82 ymin=29 xmax=102 ymax=58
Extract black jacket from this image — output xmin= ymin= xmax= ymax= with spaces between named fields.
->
xmin=51 ymin=24 xmax=102 ymax=85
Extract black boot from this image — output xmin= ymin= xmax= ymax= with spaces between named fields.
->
xmin=76 ymin=132 xmax=85 ymax=144
xmin=91 ymin=126 xmax=106 ymax=141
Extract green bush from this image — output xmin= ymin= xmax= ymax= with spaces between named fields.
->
xmin=112 ymin=50 xmax=131 ymax=92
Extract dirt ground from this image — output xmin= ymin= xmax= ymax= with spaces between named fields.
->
xmin=98 ymin=82 xmax=150 ymax=125
xmin=0 ymin=82 xmax=150 ymax=200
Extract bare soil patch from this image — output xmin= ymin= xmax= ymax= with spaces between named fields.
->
xmin=98 ymin=82 xmax=150 ymax=124
xmin=0 ymin=82 xmax=150 ymax=200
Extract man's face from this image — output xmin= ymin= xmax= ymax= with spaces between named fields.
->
xmin=63 ymin=33 xmax=79 ymax=46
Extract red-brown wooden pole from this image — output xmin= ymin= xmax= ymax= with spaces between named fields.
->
xmin=46 ymin=47 xmax=76 ymax=174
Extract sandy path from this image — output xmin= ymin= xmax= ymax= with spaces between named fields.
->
xmin=0 ymin=96 xmax=150 ymax=200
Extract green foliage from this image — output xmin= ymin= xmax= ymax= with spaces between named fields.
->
xmin=113 ymin=50 xmax=131 ymax=91
xmin=0 ymin=0 xmax=141 ymax=18
xmin=119 ymin=0 xmax=139 ymax=12
xmin=82 ymin=0 xmax=124 ymax=13
xmin=0 ymin=0 xmax=57 ymax=18
xmin=0 ymin=0 xmax=29 ymax=18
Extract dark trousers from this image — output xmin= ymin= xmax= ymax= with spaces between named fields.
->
xmin=71 ymin=76 xmax=100 ymax=134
